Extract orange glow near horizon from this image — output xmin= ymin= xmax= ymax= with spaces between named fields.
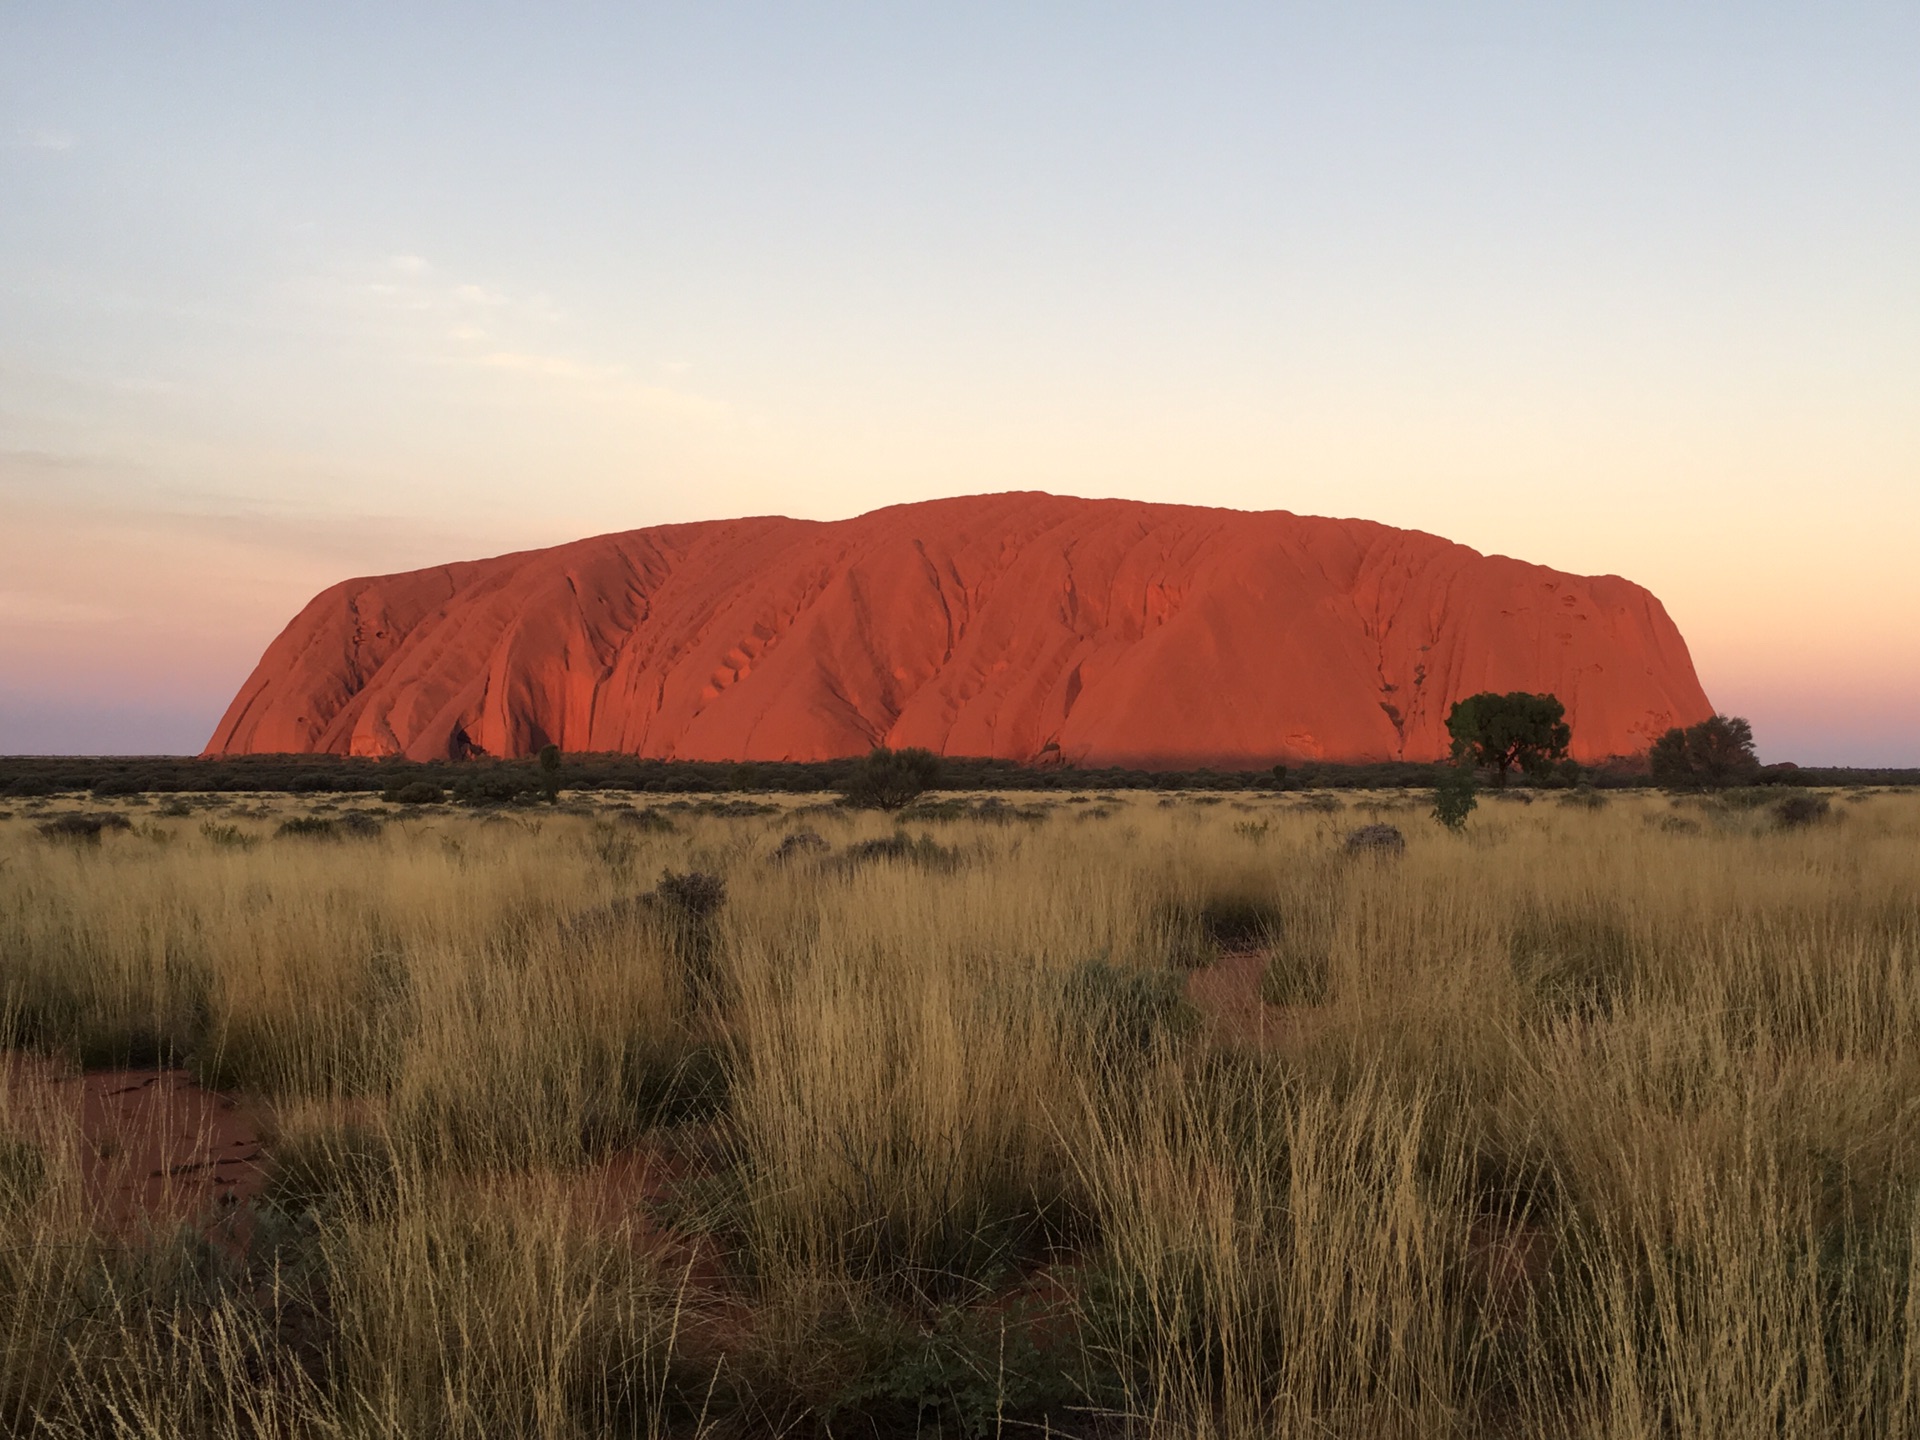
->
xmin=4 ymin=468 xmax=1914 ymax=765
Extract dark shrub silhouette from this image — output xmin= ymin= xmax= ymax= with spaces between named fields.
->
xmin=839 ymin=833 xmax=962 ymax=872
xmin=770 ymin=830 xmax=831 ymax=863
xmin=1432 ymin=764 xmax=1478 ymax=830
xmin=840 ymin=747 xmax=943 ymax=811
xmin=1345 ymin=823 xmax=1407 ymax=856
xmin=1649 ymin=715 xmax=1761 ymax=790
xmin=381 ymin=781 xmax=445 ymax=805
xmin=1061 ymin=959 xmax=1196 ymax=1061
xmin=649 ymin=869 xmax=729 ymax=1005
xmin=277 ymin=813 xmax=383 ymax=841
xmin=1773 ymin=794 xmax=1832 ymax=829
xmin=36 ymin=812 xmax=133 ymax=844
xmin=1446 ymin=692 xmax=1571 ymax=786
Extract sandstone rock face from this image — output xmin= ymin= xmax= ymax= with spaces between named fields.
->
xmin=205 ymin=492 xmax=1713 ymax=766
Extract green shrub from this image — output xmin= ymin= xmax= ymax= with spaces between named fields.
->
xmin=276 ymin=813 xmax=383 ymax=841
xmin=653 ymin=869 xmax=727 ymax=924
xmin=817 ymin=1295 xmax=1089 ymax=1439
xmin=617 ymin=1038 xmax=733 ymax=1129
xmin=264 ymin=1124 xmax=401 ymax=1218
xmin=276 ymin=815 xmax=338 ymax=839
xmin=1649 ymin=713 xmax=1760 ymax=789
xmin=451 ymin=773 xmax=535 ymax=806
xmin=1194 ymin=896 xmax=1278 ymax=951
xmin=1344 ymin=823 xmax=1406 ymax=855
xmin=89 ymin=775 xmax=153 ymax=798
xmin=1060 ymin=960 xmax=1195 ymax=1060
xmin=769 ymin=830 xmax=831 ymax=863
xmin=839 ymin=747 xmax=943 ymax=811
xmin=1446 ymin=691 xmax=1571 ymax=785
xmin=5 ymin=958 xmax=211 ymax=1070
xmin=901 ymin=797 xmax=970 ymax=821
xmin=380 ymin=780 xmax=445 ymax=805
xmin=1774 ymin=794 xmax=1833 ymax=829
xmin=839 ymin=833 xmax=962 ymax=872
xmin=35 ymin=812 xmax=134 ymax=844
xmin=537 ymin=742 xmax=563 ymax=801
xmin=1160 ymin=892 xmax=1283 ymax=966
xmin=647 ymin=870 xmax=728 ymax=1007
xmin=690 ymin=798 xmax=778 ymax=818
xmin=199 ymin=821 xmax=257 ymax=849
xmin=1436 ymin=768 xmax=1474 ymax=833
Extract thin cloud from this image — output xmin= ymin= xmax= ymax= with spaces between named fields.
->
xmin=291 ymin=253 xmax=729 ymax=423
xmin=474 ymin=350 xmax=728 ymax=421
xmin=333 ymin=257 xmax=539 ymax=326
xmin=478 ymin=351 xmax=627 ymax=384
xmin=5 ymin=129 xmax=76 ymax=152
xmin=0 ymin=590 xmax=117 ymax=626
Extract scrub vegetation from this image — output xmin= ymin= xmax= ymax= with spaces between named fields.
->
xmin=0 ymin=785 xmax=1916 ymax=1437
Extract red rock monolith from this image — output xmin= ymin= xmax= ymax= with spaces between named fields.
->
xmin=206 ymin=492 xmax=1712 ymax=766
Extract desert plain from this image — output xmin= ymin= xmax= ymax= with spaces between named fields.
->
xmin=2 ymin=782 xmax=1916 ymax=1437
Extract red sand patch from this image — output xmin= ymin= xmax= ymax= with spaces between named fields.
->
xmin=1185 ymin=948 xmax=1332 ymax=1051
xmin=4 ymin=1055 xmax=269 ymax=1241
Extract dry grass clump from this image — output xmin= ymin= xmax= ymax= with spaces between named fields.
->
xmin=0 ymin=788 xmax=1917 ymax=1435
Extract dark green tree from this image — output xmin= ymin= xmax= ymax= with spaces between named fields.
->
xmin=1445 ymin=692 xmax=1571 ymax=787
xmin=537 ymin=742 xmax=563 ymax=802
xmin=1648 ymin=715 xmax=1759 ymax=789
xmin=839 ymin=746 xmax=943 ymax=811
xmin=1431 ymin=763 xmax=1479 ymax=830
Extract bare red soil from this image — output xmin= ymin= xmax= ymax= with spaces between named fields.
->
xmin=4 ymin=1057 xmax=268 ymax=1240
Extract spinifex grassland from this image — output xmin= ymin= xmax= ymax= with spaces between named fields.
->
xmin=1 ymin=787 xmax=1917 ymax=1438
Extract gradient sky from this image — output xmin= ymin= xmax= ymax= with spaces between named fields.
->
xmin=3 ymin=3 xmax=1916 ymax=763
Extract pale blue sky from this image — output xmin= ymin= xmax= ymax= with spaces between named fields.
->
xmin=3 ymin=3 xmax=1916 ymax=760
